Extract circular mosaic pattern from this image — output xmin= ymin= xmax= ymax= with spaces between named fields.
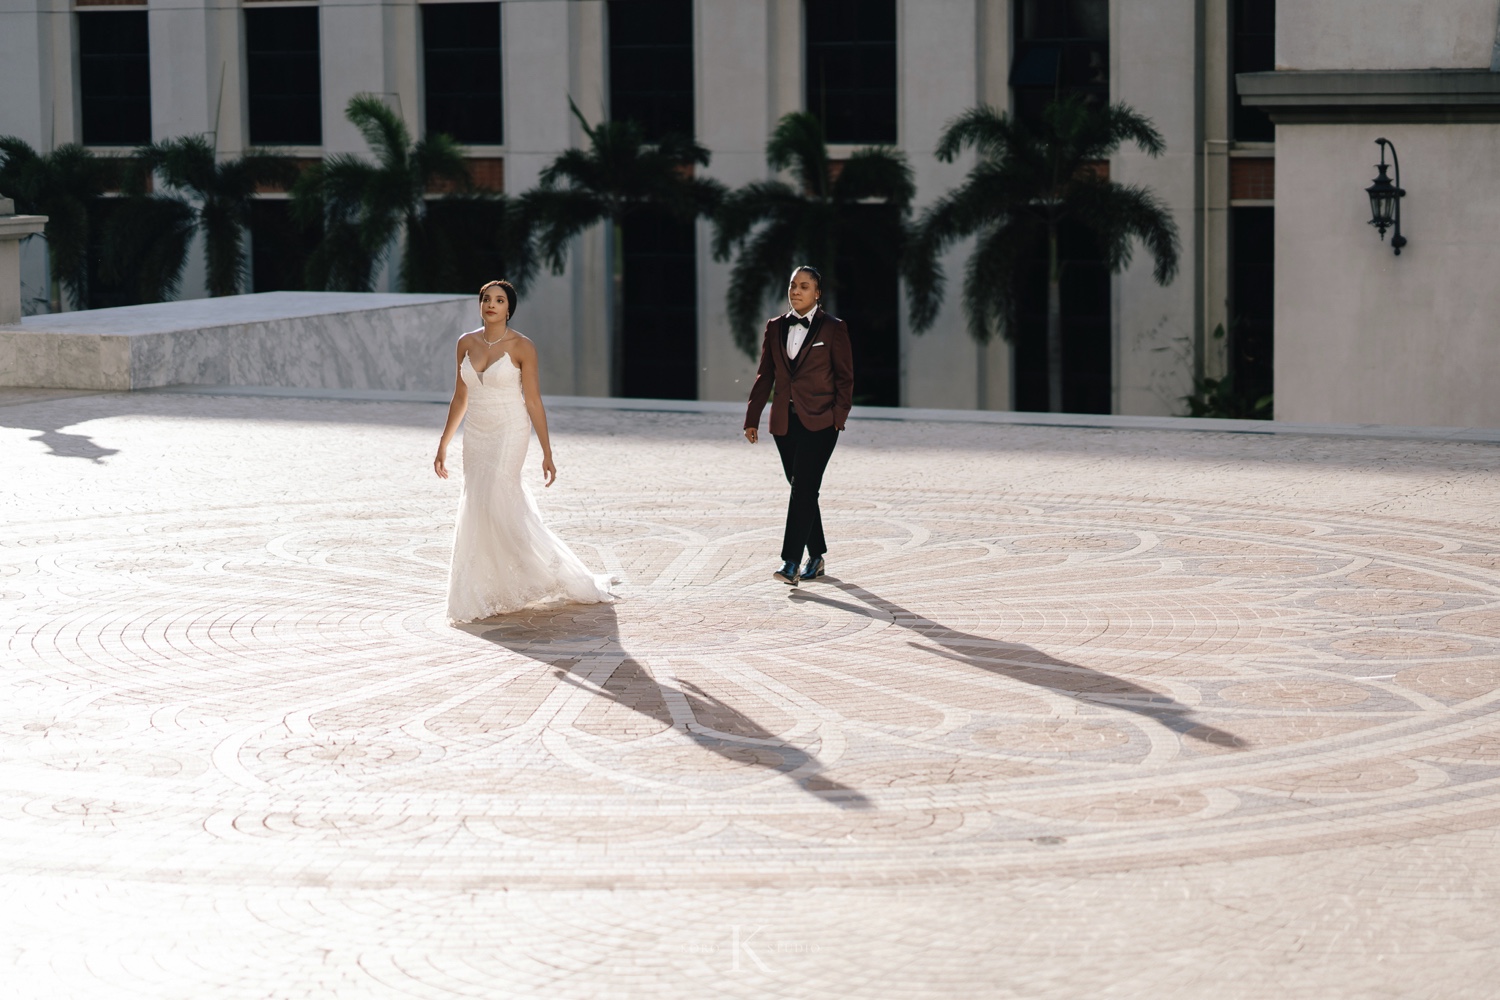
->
xmin=6 ymin=392 xmax=1500 ymax=996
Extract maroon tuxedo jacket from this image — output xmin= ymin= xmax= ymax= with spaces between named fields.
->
xmin=743 ymin=307 xmax=855 ymax=436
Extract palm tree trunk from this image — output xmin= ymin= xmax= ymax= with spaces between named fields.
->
xmin=610 ymin=218 xmax=626 ymax=397
xmin=1046 ymin=224 xmax=1063 ymax=414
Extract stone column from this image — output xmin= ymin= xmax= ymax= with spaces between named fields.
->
xmin=696 ymin=0 xmax=776 ymax=402
xmin=1112 ymin=0 xmax=1202 ymax=416
xmin=0 ymin=197 xmax=48 ymax=326
xmin=900 ymin=0 xmax=982 ymax=409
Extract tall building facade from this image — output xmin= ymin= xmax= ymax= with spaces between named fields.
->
xmin=1238 ymin=0 xmax=1500 ymax=428
xmin=1 ymin=0 xmax=1281 ymax=416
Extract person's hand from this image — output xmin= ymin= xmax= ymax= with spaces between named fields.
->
xmin=434 ymin=447 xmax=449 ymax=479
xmin=744 ymin=427 xmax=758 ymax=444
xmin=835 ymin=424 xmax=845 ymax=432
xmin=541 ymin=455 xmax=557 ymax=487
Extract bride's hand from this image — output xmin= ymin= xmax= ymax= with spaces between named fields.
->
xmin=541 ymin=455 xmax=557 ymax=487
xmin=434 ymin=448 xmax=448 ymax=479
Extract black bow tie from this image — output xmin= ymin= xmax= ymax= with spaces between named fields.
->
xmin=787 ymin=314 xmax=811 ymax=328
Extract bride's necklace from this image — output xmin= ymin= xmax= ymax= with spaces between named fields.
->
xmin=481 ymin=329 xmax=507 ymax=347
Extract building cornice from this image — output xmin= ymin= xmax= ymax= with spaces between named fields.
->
xmin=1237 ymin=70 xmax=1500 ymax=124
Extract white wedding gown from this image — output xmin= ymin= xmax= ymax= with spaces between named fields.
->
xmin=446 ymin=352 xmax=614 ymax=622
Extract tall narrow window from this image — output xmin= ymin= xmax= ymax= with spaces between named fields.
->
xmin=835 ymin=204 xmax=901 ymax=407
xmin=1233 ymin=0 xmax=1275 ymax=142
xmin=1011 ymin=0 xmax=1108 ymax=125
xmin=78 ymin=11 xmax=151 ymax=146
xmin=1230 ymin=206 xmax=1274 ymax=413
xmin=609 ymin=0 xmax=697 ymax=399
xmin=608 ymin=0 xmax=693 ymax=140
xmin=1010 ymin=1 xmax=1111 ymax=414
xmin=246 ymin=7 xmax=322 ymax=146
xmin=423 ymin=3 xmax=502 ymax=144
xmin=1012 ymin=224 xmax=1112 ymax=414
xmin=805 ymin=0 xmax=896 ymax=144
xmin=620 ymin=209 xmax=697 ymax=400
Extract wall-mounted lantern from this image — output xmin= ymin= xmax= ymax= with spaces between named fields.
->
xmin=1365 ymin=138 xmax=1407 ymax=255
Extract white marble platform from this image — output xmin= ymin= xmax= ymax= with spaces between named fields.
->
xmin=0 ymin=291 xmax=473 ymax=391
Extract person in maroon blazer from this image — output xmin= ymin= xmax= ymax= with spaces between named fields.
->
xmin=743 ymin=265 xmax=855 ymax=586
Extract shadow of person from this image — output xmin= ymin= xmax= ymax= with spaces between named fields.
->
xmin=789 ymin=580 xmax=1243 ymax=750
xmin=23 ymin=427 xmax=120 ymax=462
xmin=466 ymin=602 xmax=872 ymax=808
xmin=0 ymin=408 xmax=120 ymax=462
xmin=0 ymin=393 xmax=121 ymax=462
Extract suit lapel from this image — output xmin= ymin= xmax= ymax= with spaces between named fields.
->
xmin=805 ymin=309 xmax=825 ymax=357
xmin=787 ymin=308 xmax=820 ymax=373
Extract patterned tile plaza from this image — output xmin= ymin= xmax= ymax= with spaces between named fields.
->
xmin=3 ymin=389 xmax=1500 ymax=998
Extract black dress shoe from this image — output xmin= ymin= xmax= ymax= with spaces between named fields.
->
xmin=802 ymin=556 xmax=825 ymax=580
xmin=774 ymin=560 xmax=800 ymax=586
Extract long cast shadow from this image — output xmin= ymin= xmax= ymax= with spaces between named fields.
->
xmin=468 ymin=602 xmax=871 ymax=808
xmin=791 ymin=580 xmax=1243 ymax=749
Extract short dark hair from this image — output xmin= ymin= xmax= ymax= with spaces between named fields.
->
xmin=789 ymin=265 xmax=822 ymax=292
xmin=478 ymin=279 xmax=517 ymax=319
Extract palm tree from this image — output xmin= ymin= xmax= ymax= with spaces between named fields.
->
xmin=98 ymin=186 xmax=197 ymax=305
xmin=522 ymin=99 xmax=723 ymax=394
xmin=113 ymin=136 xmax=295 ymax=298
xmin=0 ymin=138 xmax=104 ymax=311
xmin=907 ymin=97 xmax=1180 ymax=413
xmin=404 ymin=192 xmax=533 ymax=296
xmin=711 ymin=112 xmax=914 ymax=356
xmin=292 ymin=94 xmax=476 ymax=293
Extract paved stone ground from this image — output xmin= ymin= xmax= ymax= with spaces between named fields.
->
xmin=3 ymin=388 xmax=1500 ymax=999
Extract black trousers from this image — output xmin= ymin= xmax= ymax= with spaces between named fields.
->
xmin=774 ymin=410 xmax=839 ymax=563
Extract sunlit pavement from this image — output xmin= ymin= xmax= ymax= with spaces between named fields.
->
xmin=4 ymin=388 xmax=1500 ymax=999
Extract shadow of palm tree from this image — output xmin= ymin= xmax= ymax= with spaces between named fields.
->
xmin=790 ymin=580 xmax=1243 ymax=749
xmin=466 ymin=602 xmax=872 ymax=808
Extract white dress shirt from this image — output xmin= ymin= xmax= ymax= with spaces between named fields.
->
xmin=785 ymin=306 xmax=817 ymax=359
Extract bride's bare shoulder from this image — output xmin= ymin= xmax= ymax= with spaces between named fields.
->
xmin=508 ymin=332 xmax=538 ymax=359
xmin=457 ymin=329 xmax=483 ymax=347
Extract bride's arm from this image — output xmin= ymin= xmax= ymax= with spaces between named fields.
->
xmin=434 ymin=336 xmax=470 ymax=479
xmin=516 ymin=338 xmax=557 ymax=487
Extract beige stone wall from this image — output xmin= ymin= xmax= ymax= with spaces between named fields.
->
xmin=1278 ymin=0 xmax=1500 ymax=71
xmin=1275 ymin=122 xmax=1500 ymax=427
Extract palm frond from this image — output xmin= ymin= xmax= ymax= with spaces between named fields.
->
xmin=652 ymin=173 xmax=725 ymax=224
xmin=933 ymin=104 xmax=1018 ymax=164
xmin=102 ymin=194 xmax=196 ymax=302
xmin=526 ymin=103 xmax=720 ymax=282
xmin=519 ymin=188 xmax=607 ymax=273
xmin=1091 ymin=102 xmax=1167 ymax=159
xmin=413 ymin=133 xmax=471 ymax=194
xmin=345 ymin=94 xmax=411 ymax=170
xmin=141 ymin=136 xmax=219 ymax=195
xmin=197 ymin=195 xmax=247 ymax=296
xmin=960 ymin=219 xmax=1039 ymax=344
xmin=711 ymin=180 xmax=803 ymax=258
xmin=766 ymin=112 xmax=829 ymax=197
xmin=1 ymin=139 xmax=104 ymax=306
xmin=653 ymin=131 xmax=713 ymax=169
xmin=901 ymin=220 xmax=946 ymax=333
xmin=540 ymin=146 xmax=609 ymax=194
xmin=831 ymin=147 xmax=914 ymax=209
xmin=725 ymin=215 xmax=802 ymax=355
xmin=567 ymin=95 xmax=599 ymax=144
xmin=1073 ymin=179 xmax=1180 ymax=284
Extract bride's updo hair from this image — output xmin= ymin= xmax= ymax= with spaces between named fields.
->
xmin=479 ymin=279 xmax=517 ymax=320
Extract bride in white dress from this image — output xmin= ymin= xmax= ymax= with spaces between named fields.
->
xmin=434 ymin=279 xmax=614 ymax=622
